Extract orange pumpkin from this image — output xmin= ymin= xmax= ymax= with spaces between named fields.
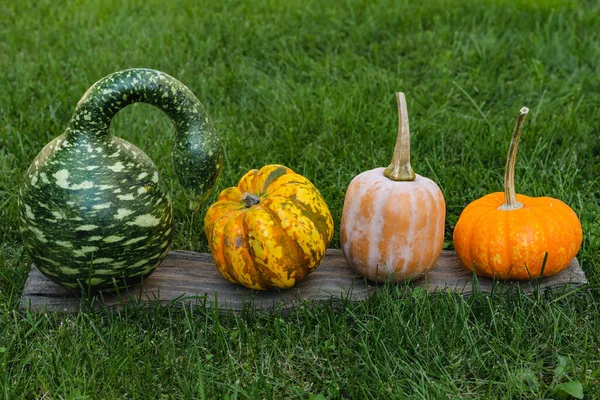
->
xmin=453 ymin=107 xmax=582 ymax=279
xmin=340 ymin=93 xmax=446 ymax=282
xmin=204 ymin=165 xmax=334 ymax=290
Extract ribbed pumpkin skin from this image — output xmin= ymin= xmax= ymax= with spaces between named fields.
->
xmin=340 ymin=168 xmax=446 ymax=282
xmin=453 ymin=192 xmax=582 ymax=279
xmin=204 ymin=165 xmax=334 ymax=290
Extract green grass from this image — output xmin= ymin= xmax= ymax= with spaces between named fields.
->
xmin=1 ymin=0 xmax=600 ymax=398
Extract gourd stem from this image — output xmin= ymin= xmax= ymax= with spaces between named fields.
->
xmin=242 ymin=193 xmax=260 ymax=208
xmin=66 ymin=69 xmax=223 ymax=212
xmin=384 ymin=92 xmax=416 ymax=182
xmin=500 ymin=107 xmax=529 ymax=211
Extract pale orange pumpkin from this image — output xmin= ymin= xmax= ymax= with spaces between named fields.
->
xmin=453 ymin=107 xmax=582 ymax=279
xmin=340 ymin=93 xmax=446 ymax=283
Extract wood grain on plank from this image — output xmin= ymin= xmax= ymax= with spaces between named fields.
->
xmin=425 ymin=251 xmax=586 ymax=294
xmin=20 ymin=249 xmax=587 ymax=313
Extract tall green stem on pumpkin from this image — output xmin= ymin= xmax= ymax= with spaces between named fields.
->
xmin=499 ymin=107 xmax=529 ymax=211
xmin=384 ymin=92 xmax=416 ymax=182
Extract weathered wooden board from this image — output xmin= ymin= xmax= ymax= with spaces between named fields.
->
xmin=423 ymin=251 xmax=586 ymax=294
xmin=20 ymin=249 xmax=587 ymax=313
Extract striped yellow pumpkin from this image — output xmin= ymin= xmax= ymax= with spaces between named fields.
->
xmin=204 ymin=165 xmax=334 ymax=290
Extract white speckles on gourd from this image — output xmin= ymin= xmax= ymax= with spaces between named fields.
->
xmin=51 ymin=211 xmax=66 ymax=220
xmin=73 ymin=246 xmax=99 ymax=257
xmin=126 ymin=214 xmax=160 ymax=227
xmin=137 ymin=172 xmax=148 ymax=180
xmin=128 ymin=259 xmax=150 ymax=269
xmin=115 ymin=208 xmax=134 ymax=220
xmin=108 ymin=162 xmax=125 ymax=172
xmin=55 ymin=241 xmax=73 ymax=247
xmin=117 ymin=194 xmax=135 ymax=201
xmin=75 ymin=224 xmax=99 ymax=231
xmin=37 ymin=256 xmax=60 ymax=267
xmin=86 ymin=278 xmax=104 ymax=286
xmin=29 ymin=226 xmax=47 ymax=243
xmin=24 ymin=204 xmax=35 ymax=220
xmin=124 ymin=236 xmax=147 ymax=245
xmin=40 ymin=173 xmax=49 ymax=184
xmin=37 ymin=266 xmax=56 ymax=276
xmin=70 ymin=181 xmax=94 ymax=190
xmin=87 ymin=236 xmax=103 ymax=241
xmin=52 ymin=169 xmax=94 ymax=190
xmin=93 ymin=269 xmax=116 ymax=275
xmin=103 ymin=235 xmax=125 ymax=243
xmin=92 ymin=203 xmax=112 ymax=210
xmin=60 ymin=266 xmax=80 ymax=275
xmin=152 ymin=172 xmax=159 ymax=183
xmin=54 ymin=169 xmax=70 ymax=189
xmin=92 ymin=258 xmax=114 ymax=264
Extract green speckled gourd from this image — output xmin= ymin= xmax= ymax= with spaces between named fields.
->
xmin=19 ymin=69 xmax=223 ymax=290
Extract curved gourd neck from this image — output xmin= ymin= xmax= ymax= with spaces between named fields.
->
xmin=66 ymin=68 xmax=223 ymax=212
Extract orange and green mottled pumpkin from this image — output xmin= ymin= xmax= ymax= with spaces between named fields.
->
xmin=204 ymin=165 xmax=334 ymax=290
xmin=453 ymin=107 xmax=582 ymax=279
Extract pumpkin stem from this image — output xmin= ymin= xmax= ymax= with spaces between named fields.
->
xmin=384 ymin=92 xmax=416 ymax=182
xmin=499 ymin=107 xmax=529 ymax=211
xmin=242 ymin=193 xmax=260 ymax=208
